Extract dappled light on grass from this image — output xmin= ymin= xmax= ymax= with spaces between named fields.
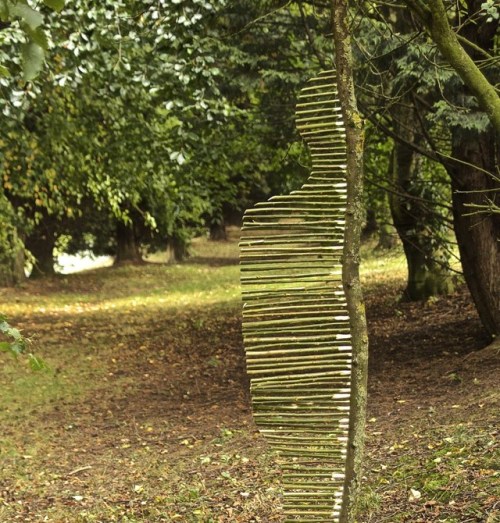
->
xmin=0 ymin=240 xmax=285 ymax=522
xmin=360 ymin=242 xmax=407 ymax=284
xmin=0 ymin=237 xmax=498 ymax=522
xmin=0 ymin=263 xmax=241 ymax=318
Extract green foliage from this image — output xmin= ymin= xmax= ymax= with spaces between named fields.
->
xmin=0 ymin=0 xmax=334 ymax=270
xmin=355 ymin=1 xmax=499 ymax=134
xmin=0 ymin=0 xmax=65 ymax=80
xmin=0 ymin=313 xmax=25 ymax=356
xmin=481 ymin=0 xmax=499 ymax=22
xmin=0 ymin=314 xmax=46 ymax=370
xmin=0 ymin=0 xmax=489 ymax=286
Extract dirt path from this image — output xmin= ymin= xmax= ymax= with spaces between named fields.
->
xmin=0 ymin=260 xmax=498 ymax=522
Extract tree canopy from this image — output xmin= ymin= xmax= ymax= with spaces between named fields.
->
xmin=0 ymin=0 xmax=498 ymax=336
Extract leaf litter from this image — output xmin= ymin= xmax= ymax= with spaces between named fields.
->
xmin=0 ymin=242 xmax=497 ymax=522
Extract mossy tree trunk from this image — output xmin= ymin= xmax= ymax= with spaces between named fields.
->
xmin=450 ymin=130 xmax=500 ymax=338
xmin=407 ymin=0 xmax=500 ymax=336
xmin=387 ymin=8 xmax=453 ymax=300
xmin=332 ymin=1 xmax=369 ymax=521
xmin=390 ymin=138 xmax=453 ymax=300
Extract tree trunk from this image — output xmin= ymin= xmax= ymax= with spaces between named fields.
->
xmin=411 ymin=0 xmax=500 ymax=336
xmin=27 ymin=232 xmax=56 ymax=278
xmin=114 ymin=221 xmax=142 ymax=265
xmin=209 ymin=219 xmax=227 ymax=241
xmin=0 ymin=231 xmax=26 ymax=286
xmin=0 ymin=192 xmax=26 ymax=286
xmin=362 ymin=208 xmax=378 ymax=238
xmin=390 ymin=142 xmax=453 ymax=300
xmin=450 ymin=130 xmax=500 ymax=338
xmin=377 ymin=193 xmax=397 ymax=250
xmin=364 ymin=193 xmax=397 ymax=250
xmin=166 ymin=236 xmax=189 ymax=264
xmin=332 ymin=1 xmax=369 ymax=521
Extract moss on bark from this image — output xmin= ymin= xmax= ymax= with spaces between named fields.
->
xmin=331 ymin=1 xmax=369 ymax=521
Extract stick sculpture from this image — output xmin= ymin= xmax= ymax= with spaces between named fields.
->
xmin=240 ymin=70 xmax=351 ymax=522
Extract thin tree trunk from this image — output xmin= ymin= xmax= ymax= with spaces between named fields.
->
xmin=28 ymin=236 xmax=56 ymax=278
xmin=26 ymin=219 xmax=56 ymax=278
xmin=377 ymin=193 xmax=397 ymax=250
xmin=166 ymin=236 xmax=189 ymax=264
xmin=0 ymin=231 xmax=26 ymax=286
xmin=387 ymin=7 xmax=453 ymax=300
xmin=362 ymin=208 xmax=378 ymax=238
xmin=332 ymin=2 xmax=369 ymax=521
xmin=114 ymin=221 xmax=142 ymax=265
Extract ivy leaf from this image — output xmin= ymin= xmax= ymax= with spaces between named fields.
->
xmin=0 ymin=64 xmax=11 ymax=77
xmin=42 ymin=0 xmax=65 ymax=12
xmin=9 ymin=2 xmax=44 ymax=30
xmin=21 ymin=41 xmax=45 ymax=81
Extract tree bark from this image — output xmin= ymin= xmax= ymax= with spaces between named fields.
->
xmin=390 ymin=141 xmax=453 ymax=300
xmin=362 ymin=208 xmax=378 ymax=238
xmin=407 ymin=0 xmax=500 ymax=336
xmin=27 ymin=232 xmax=56 ymax=278
xmin=166 ymin=236 xmax=189 ymax=264
xmin=376 ymin=193 xmax=397 ymax=250
xmin=114 ymin=221 xmax=143 ymax=265
xmin=0 ymin=232 xmax=25 ymax=286
xmin=332 ymin=1 xmax=369 ymax=521
xmin=209 ymin=219 xmax=227 ymax=241
xmin=385 ymin=8 xmax=454 ymax=300
xmin=450 ymin=130 xmax=500 ymax=337
xmin=0 ymin=207 xmax=23 ymax=285
xmin=0 ymin=192 xmax=26 ymax=286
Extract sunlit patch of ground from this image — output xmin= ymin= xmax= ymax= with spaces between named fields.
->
xmin=0 ymin=235 xmax=498 ymax=522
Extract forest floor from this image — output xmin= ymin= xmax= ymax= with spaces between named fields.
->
xmin=0 ymin=233 xmax=498 ymax=523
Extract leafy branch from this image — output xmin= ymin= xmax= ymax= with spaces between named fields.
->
xmin=0 ymin=0 xmax=65 ymax=80
xmin=0 ymin=314 xmax=45 ymax=370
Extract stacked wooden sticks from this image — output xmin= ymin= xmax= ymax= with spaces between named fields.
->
xmin=240 ymin=70 xmax=352 ymax=523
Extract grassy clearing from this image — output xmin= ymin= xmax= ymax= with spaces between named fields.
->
xmin=360 ymin=240 xmax=407 ymax=283
xmin=358 ymin=420 xmax=499 ymax=522
xmin=0 ymin=237 xmax=279 ymax=522
xmin=0 ymin=234 xmax=498 ymax=522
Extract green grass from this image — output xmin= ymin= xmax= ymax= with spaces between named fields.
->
xmin=360 ymin=240 xmax=407 ymax=283
xmin=0 ymin=233 xmax=498 ymax=522
xmin=0 ymin=235 xmax=282 ymax=522
xmin=358 ymin=422 xmax=499 ymax=522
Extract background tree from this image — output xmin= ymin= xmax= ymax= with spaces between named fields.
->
xmin=1 ymin=0 xmax=497 ymax=341
xmin=353 ymin=0 xmax=499 ymax=336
